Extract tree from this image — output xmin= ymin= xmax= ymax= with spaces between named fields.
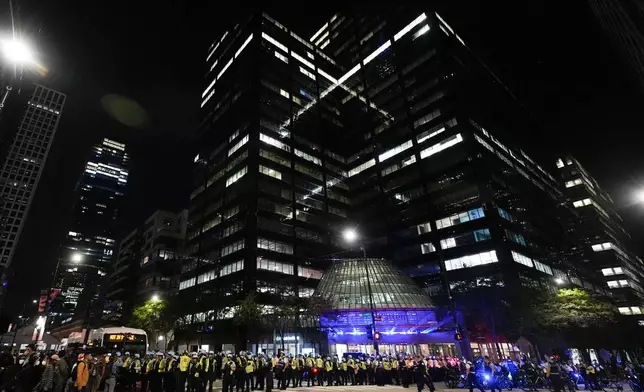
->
xmin=130 ymin=299 xmax=170 ymax=345
xmin=534 ymin=288 xmax=617 ymax=330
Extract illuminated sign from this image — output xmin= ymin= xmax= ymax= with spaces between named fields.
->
xmin=107 ymin=334 xmax=140 ymax=342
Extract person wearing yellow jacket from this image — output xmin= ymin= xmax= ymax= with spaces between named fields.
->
xmin=315 ymin=355 xmax=324 ymax=387
xmin=187 ymin=355 xmax=201 ymax=392
xmin=177 ymin=352 xmax=190 ymax=392
xmin=243 ymin=355 xmax=255 ymax=392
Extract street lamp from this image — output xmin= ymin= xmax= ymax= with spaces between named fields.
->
xmin=71 ymin=252 xmax=83 ymax=263
xmin=1 ymin=39 xmax=33 ymax=64
xmin=555 ymin=278 xmax=564 ymax=285
xmin=32 ymin=299 xmax=37 ymax=304
xmin=151 ymin=294 xmax=160 ymax=302
xmin=342 ymin=227 xmax=378 ymax=354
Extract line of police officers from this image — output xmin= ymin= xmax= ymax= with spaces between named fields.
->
xmin=115 ymin=351 xmax=437 ymax=392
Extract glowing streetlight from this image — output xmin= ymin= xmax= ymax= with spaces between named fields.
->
xmin=71 ymin=252 xmax=83 ymax=263
xmin=635 ymin=189 xmax=644 ymax=203
xmin=555 ymin=278 xmax=564 ymax=285
xmin=1 ymin=39 xmax=33 ymax=64
xmin=32 ymin=299 xmax=37 ymax=304
xmin=151 ymin=294 xmax=160 ymax=302
xmin=343 ymin=228 xmax=359 ymax=243
xmin=157 ymin=335 xmax=163 ymax=341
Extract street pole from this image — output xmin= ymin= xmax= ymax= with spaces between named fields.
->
xmin=360 ymin=246 xmax=379 ymax=355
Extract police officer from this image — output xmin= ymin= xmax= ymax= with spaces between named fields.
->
xmin=178 ymin=352 xmax=190 ymax=392
xmin=222 ymin=355 xmax=236 ymax=392
xmin=548 ymin=358 xmax=563 ymax=392
xmin=244 ymin=354 xmax=255 ymax=392
xmin=315 ymin=355 xmax=324 ymax=387
xmin=188 ymin=354 xmax=201 ymax=392
xmin=165 ymin=353 xmax=177 ymax=392
xmin=255 ymin=354 xmax=266 ymax=391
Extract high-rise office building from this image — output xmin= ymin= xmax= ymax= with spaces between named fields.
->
xmin=0 ymin=84 xmax=66 ymax=272
xmin=589 ymin=0 xmax=644 ymax=95
xmin=179 ymin=10 xmax=611 ymax=355
xmin=104 ymin=209 xmax=187 ymax=324
xmin=50 ymin=138 xmax=128 ymax=327
xmin=556 ymin=155 xmax=644 ymax=318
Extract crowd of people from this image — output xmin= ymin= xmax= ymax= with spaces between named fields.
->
xmin=1 ymin=345 xmax=643 ymax=392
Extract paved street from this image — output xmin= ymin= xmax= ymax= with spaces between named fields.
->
xmin=208 ymin=381 xmax=637 ymax=392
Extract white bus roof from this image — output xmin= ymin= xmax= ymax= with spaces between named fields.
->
xmin=97 ymin=327 xmax=147 ymax=336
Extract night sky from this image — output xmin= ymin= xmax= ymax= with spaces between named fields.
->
xmin=2 ymin=0 xmax=644 ymax=315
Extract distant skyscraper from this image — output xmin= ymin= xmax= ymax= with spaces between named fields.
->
xmin=0 ymin=84 xmax=66 ymax=271
xmin=51 ymin=138 xmax=128 ymax=326
xmin=589 ymin=0 xmax=644 ymax=94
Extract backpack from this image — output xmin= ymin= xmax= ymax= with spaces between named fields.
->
xmin=71 ymin=362 xmax=80 ymax=382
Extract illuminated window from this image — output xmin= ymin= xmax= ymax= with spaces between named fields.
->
xmin=338 ymin=64 xmax=361 ymax=85
xmin=259 ymin=165 xmax=282 ymax=180
xmin=225 ymin=166 xmax=247 ymax=187
xmin=300 ymin=67 xmax=316 ymax=80
xmin=220 ymin=260 xmax=244 ymax=276
xmin=179 ymin=278 xmax=196 ymax=290
xmin=262 ymin=32 xmax=288 ymax=53
xmin=260 ymin=133 xmax=291 ymax=152
xmin=497 ymin=207 xmax=514 ymax=222
xmin=435 ymin=208 xmax=485 ymax=230
xmin=412 ymin=24 xmax=430 ymax=40
xmin=258 ymin=237 xmax=293 ymax=254
xmin=413 ymin=109 xmax=441 ymax=128
xmin=416 ymin=222 xmax=431 ymax=234
xmin=393 ymin=13 xmax=427 ymax=41
xmin=274 ymin=51 xmax=289 ymax=63
xmin=505 ymin=230 xmax=527 ymax=246
xmin=565 ymin=178 xmax=583 ymax=188
xmin=257 ymin=257 xmax=294 ymax=275
xmin=556 ymin=158 xmax=564 ymax=168
xmin=217 ymin=58 xmax=233 ymax=80
xmin=608 ymin=280 xmax=629 ymax=288
xmin=511 ymin=251 xmax=534 ymax=268
xmin=363 ymin=40 xmax=391 ymax=66
xmin=235 ymin=34 xmax=253 ymax=58
xmin=444 ymin=250 xmax=498 ymax=271
xmin=417 ymin=126 xmax=446 ymax=144
xmin=298 ymin=266 xmax=323 ymax=279
xmin=572 ymin=198 xmax=592 ymax=208
xmin=602 ymin=267 xmax=624 ymax=276
xmin=292 ymin=51 xmax=315 ymax=69
xmin=310 ymin=23 xmax=328 ymax=42
xmin=228 ymin=135 xmax=249 ymax=157
xmin=348 ymin=159 xmax=376 ymax=177
xmin=420 ymin=243 xmax=435 ymax=254
xmin=294 ymin=149 xmax=321 ymax=165
xmin=420 ymin=134 xmax=463 ymax=159
xmin=440 ymin=229 xmax=491 ymax=249
xmin=591 ymin=242 xmax=613 ymax=252
xmin=534 ymin=261 xmax=553 ymax=275
xmin=379 ymin=140 xmax=412 ymax=162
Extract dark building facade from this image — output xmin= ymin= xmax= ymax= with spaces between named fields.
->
xmin=555 ymin=155 xmax=644 ymax=318
xmin=180 ymin=10 xmax=615 ymax=354
xmin=104 ymin=209 xmax=187 ymax=323
xmin=50 ymin=138 xmax=128 ymax=327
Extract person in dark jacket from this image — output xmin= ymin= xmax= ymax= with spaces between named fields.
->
xmin=15 ymin=354 xmax=38 ymax=392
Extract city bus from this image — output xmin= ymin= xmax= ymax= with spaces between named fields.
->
xmin=67 ymin=327 xmax=148 ymax=354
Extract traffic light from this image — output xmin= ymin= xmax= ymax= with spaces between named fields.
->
xmin=374 ymin=331 xmax=381 ymax=341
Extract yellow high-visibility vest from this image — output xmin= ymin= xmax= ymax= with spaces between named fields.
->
xmin=316 ymin=358 xmax=323 ymax=368
xmin=147 ymin=359 xmax=157 ymax=374
xmin=245 ymin=361 xmax=254 ymax=374
xmin=383 ymin=361 xmax=391 ymax=371
xmin=325 ymin=361 xmax=332 ymax=372
xmin=179 ymin=356 xmax=190 ymax=372
xmin=306 ymin=358 xmax=313 ymax=367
